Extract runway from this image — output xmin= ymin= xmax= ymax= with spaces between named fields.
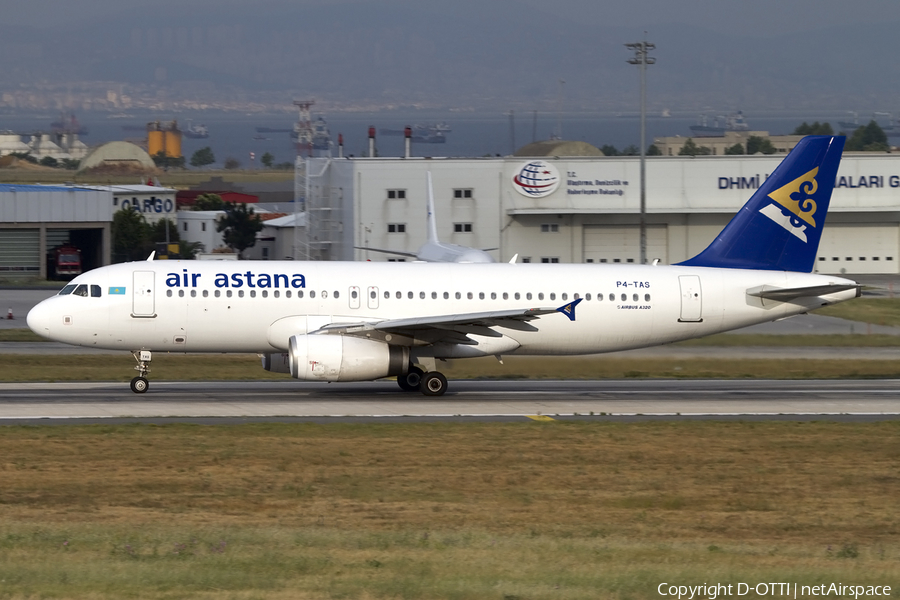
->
xmin=1 ymin=379 xmax=898 ymax=424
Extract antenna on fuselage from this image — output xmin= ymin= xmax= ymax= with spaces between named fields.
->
xmin=146 ymin=251 xmax=156 ymax=261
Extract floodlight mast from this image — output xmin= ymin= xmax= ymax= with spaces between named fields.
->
xmin=625 ymin=39 xmax=655 ymax=265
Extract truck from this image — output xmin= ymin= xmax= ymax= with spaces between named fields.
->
xmin=47 ymin=245 xmax=82 ymax=280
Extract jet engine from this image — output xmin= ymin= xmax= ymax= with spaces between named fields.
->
xmin=275 ymin=334 xmax=409 ymax=382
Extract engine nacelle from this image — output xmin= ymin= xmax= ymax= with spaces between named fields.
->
xmin=287 ymin=334 xmax=409 ymax=382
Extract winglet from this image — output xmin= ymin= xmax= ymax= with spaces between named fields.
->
xmin=556 ymin=297 xmax=583 ymax=321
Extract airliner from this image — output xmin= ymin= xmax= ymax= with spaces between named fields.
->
xmin=27 ymin=136 xmax=858 ymax=396
xmin=355 ymin=172 xmax=496 ymax=263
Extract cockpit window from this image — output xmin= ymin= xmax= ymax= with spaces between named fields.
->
xmin=59 ymin=284 xmax=77 ymax=295
xmin=91 ymin=285 xmax=101 ymax=297
xmin=73 ymin=284 xmax=89 ymax=297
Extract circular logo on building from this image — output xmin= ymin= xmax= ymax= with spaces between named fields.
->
xmin=512 ymin=160 xmax=560 ymax=198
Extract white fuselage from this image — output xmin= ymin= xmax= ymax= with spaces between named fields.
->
xmin=27 ymin=260 xmax=857 ymax=357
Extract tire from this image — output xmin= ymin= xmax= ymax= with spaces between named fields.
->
xmin=397 ymin=366 xmax=424 ymax=392
xmin=420 ymin=372 xmax=448 ymax=396
xmin=130 ymin=376 xmax=149 ymax=394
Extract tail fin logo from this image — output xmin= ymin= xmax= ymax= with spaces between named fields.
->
xmin=758 ymin=167 xmax=820 ymax=243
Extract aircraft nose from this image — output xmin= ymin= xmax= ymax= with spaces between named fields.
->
xmin=26 ymin=301 xmax=52 ymax=339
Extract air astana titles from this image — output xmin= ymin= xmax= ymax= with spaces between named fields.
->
xmin=165 ymin=269 xmax=306 ymax=289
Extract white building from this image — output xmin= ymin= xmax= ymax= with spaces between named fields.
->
xmin=81 ymin=184 xmax=177 ymax=225
xmin=305 ymin=151 xmax=900 ymax=275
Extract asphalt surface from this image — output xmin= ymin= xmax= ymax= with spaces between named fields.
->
xmin=0 ymin=379 xmax=898 ymax=424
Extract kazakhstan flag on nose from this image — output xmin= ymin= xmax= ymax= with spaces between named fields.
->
xmin=108 ymin=287 xmax=126 ymax=295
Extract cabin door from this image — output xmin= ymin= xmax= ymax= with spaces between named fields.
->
xmin=132 ymin=271 xmax=156 ymax=317
xmin=367 ymin=286 xmax=379 ymax=309
xmin=678 ymin=275 xmax=703 ymax=322
xmin=349 ymin=286 xmax=361 ymax=309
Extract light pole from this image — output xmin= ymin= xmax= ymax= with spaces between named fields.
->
xmin=625 ymin=38 xmax=655 ymax=264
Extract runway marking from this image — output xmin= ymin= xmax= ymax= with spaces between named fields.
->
xmin=526 ymin=415 xmax=556 ymax=421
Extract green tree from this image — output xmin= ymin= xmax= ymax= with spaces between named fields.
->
xmin=111 ymin=207 xmax=152 ymax=263
xmin=724 ymin=143 xmax=745 ymax=155
xmin=216 ymin=202 xmax=263 ymax=258
xmin=261 ymin=152 xmax=274 ymax=168
xmin=600 ymin=145 xmax=620 ymax=156
xmin=678 ymin=139 xmax=711 ymax=156
xmin=39 ymin=156 xmax=59 ymax=168
xmin=845 ymin=121 xmax=889 ymax=152
xmin=192 ymin=193 xmax=227 ymax=211
xmin=152 ymin=151 xmax=185 ymax=170
xmin=793 ymin=121 xmax=834 ymax=136
xmin=646 ymin=144 xmax=662 ymax=156
xmin=60 ymin=158 xmax=80 ymax=170
xmin=179 ymin=240 xmax=205 ymax=259
xmin=149 ymin=218 xmax=180 ymax=245
xmin=621 ymin=145 xmax=639 ymax=156
xmin=190 ymin=147 xmax=216 ymax=168
xmin=223 ymin=157 xmax=241 ymax=170
xmin=747 ymin=136 xmax=777 ymax=155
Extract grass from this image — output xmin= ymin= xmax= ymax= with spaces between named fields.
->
xmin=5 ymin=353 xmax=900 ymax=382
xmin=0 ymin=421 xmax=898 ymax=599
xmin=813 ymin=298 xmax=900 ymax=327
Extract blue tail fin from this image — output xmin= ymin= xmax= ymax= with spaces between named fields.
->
xmin=678 ymin=135 xmax=845 ymax=272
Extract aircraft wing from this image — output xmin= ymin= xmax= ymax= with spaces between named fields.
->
xmin=353 ymin=246 xmax=420 ymax=259
xmin=316 ymin=299 xmax=582 ymax=345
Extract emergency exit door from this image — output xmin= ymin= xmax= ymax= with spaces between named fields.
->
xmin=132 ymin=271 xmax=156 ymax=317
xmin=678 ymin=275 xmax=703 ymax=322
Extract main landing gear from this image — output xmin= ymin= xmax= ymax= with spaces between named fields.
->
xmin=130 ymin=350 xmax=152 ymax=394
xmin=397 ymin=364 xmax=449 ymax=396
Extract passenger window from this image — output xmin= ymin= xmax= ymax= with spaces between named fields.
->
xmin=443 ymin=292 xmax=449 ymax=299
xmin=456 ymin=292 xmax=461 ymax=299
xmin=420 ymin=292 xmax=426 ymax=299
xmin=226 ymin=290 xmax=233 ymax=298
xmin=503 ymin=292 xmax=508 ymax=300
xmin=479 ymin=292 xmax=485 ymax=300
xmin=166 ymin=290 xmax=173 ymax=297
xmin=59 ymin=284 xmax=77 ymax=295
xmin=585 ymin=293 xmax=591 ymax=301
xmin=526 ymin=293 xmax=532 ymax=300
xmin=178 ymin=290 xmax=184 ymax=298
xmin=431 ymin=292 xmax=437 ymax=299
xmin=272 ymin=291 xmax=278 ymax=298
xmin=550 ymin=293 xmax=556 ymax=301
xmin=90 ymin=285 xmax=101 ymax=297
xmin=396 ymin=291 xmax=402 ymax=299
xmin=609 ymin=293 xmax=615 ymax=301
xmin=352 ymin=290 xmax=358 ymax=299
xmin=597 ymin=294 xmax=602 ymax=301
xmin=73 ymin=284 xmax=88 ymax=297
xmin=491 ymin=292 xmax=497 ymax=300
xmin=384 ymin=291 xmax=390 ymax=299
xmin=562 ymin=293 xmax=568 ymax=301
xmin=633 ymin=293 xmax=638 ymax=302
xmin=514 ymin=293 xmax=520 ymax=300
xmin=321 ymin=291 xmax=328 ymax=299
xmin=238 ymin=290 xmax=244 ymax=298
xmin=249 ymin=290 xmax=256 ymax=298
xmin=191 ymin=290 xmax=197 ymax=298
xmin=408 ymin=291 xmax=413 ymax=299
xmin=286 ymin=291 xmax=292 ymax=298
xmin=620 ymin=293 xmax=626 ymax=301
xmin=215 ymin=290 xmax=221 ymax=298
xmin=538 ymin=293 xmax=545 ymax=301
xmin=310 ymin=291 xmax=316 ymax=299
xmin=645 ymin=293 xmax=651 ymax=302
xmin=203 ymin=290 xmax=209 ymax=298
xmin=261 ymin=290 xmax=268 ymax=298
xmin=370 ymin=290 xmax=375 ymax=299
xmin=467 ymin=292 xmax=473 ymax=299
xmin=298 ymin=290 xmax=304 ymax=298
xmin=334 ymin=291 xmax=339 ymax=299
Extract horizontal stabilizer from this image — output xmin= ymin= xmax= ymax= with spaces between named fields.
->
xmin=747 ymin=283 xmax=861 ymax=302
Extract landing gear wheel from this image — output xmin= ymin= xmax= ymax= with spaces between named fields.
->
xmin=398 ymin=366 xmax=425 ymax=392
xmin=420 ymin=371 xmax=448 ymax=396
xmin=130 ymin=376 xmax=149 ymax=394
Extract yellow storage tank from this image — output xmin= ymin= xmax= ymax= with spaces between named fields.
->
xmin=146 ymin=121 xmax=182 ymax=158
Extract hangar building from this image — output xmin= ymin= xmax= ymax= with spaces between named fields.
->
xmin=304 ymin=151 xmax=900 ymax=275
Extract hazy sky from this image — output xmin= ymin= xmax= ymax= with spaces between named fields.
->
xmin=7 ymin=0 xmax=899 ymax=33
xmin=4 ymin=0 xmax=900 ymax=112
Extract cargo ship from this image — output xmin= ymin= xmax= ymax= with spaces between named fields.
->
xmin=689 ymin=111 xmax=749 ymax=137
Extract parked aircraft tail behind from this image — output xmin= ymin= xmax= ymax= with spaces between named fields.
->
xmin=678 ymin=135 xmax=845 ymax=272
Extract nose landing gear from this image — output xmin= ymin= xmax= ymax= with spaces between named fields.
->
xmin=130 ymin=350 xmax=152 ymax=394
